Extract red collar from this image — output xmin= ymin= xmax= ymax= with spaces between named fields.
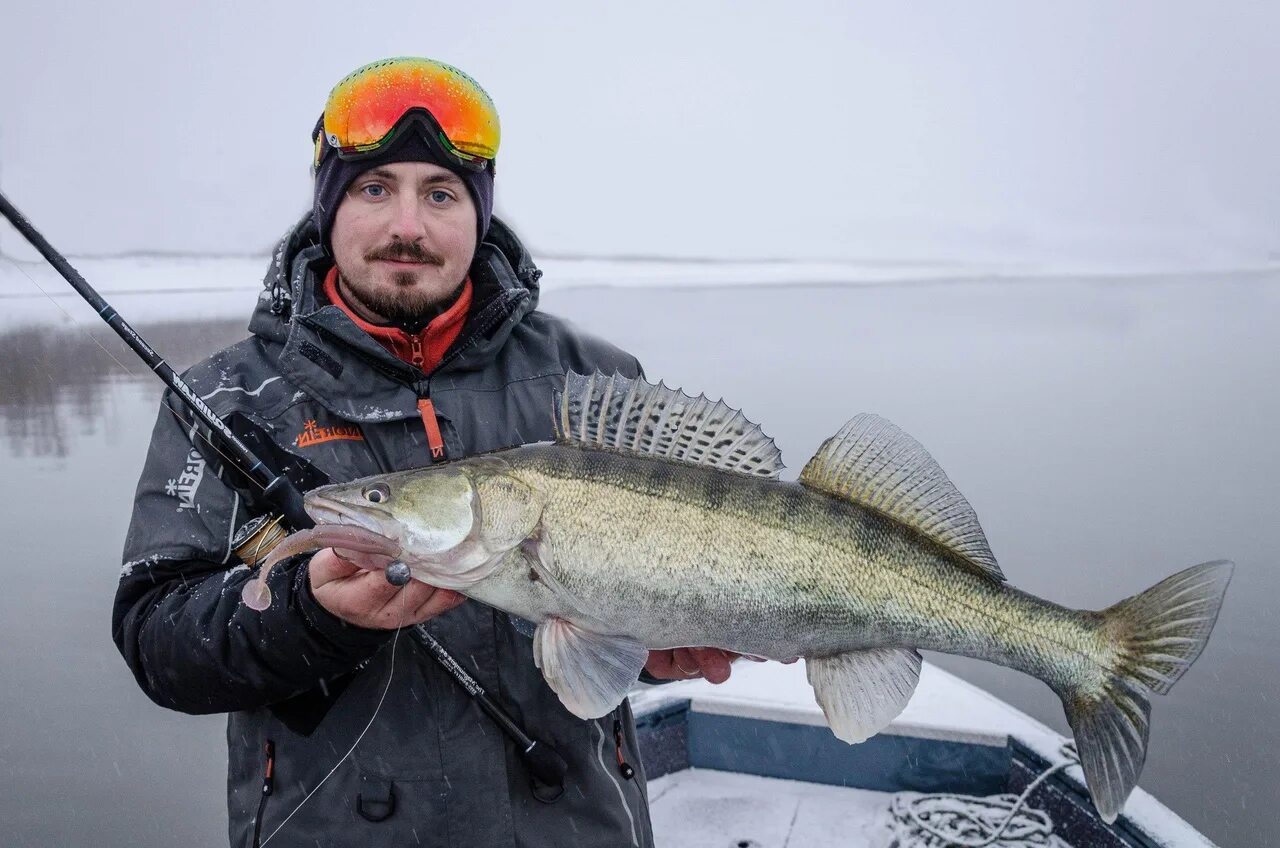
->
xmin=323 ymin=266 xmax=472 ymax=374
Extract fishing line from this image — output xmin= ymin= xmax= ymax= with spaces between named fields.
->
xmin=247 ymin=514 xmax=287 ymax=563
xmin=2 ymin=254 xmax=141 ymax=377
xmin=0 ymin=253 xmax=273 ymax=499
xmin=260 ymin=589 xmax=408 ymax=846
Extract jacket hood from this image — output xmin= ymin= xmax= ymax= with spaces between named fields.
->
xmin=246 ymin=212 xmax=545 ymax=422
xmin=251 ymin=211 xmax=542 ymax=344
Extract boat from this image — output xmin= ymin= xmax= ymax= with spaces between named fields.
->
xmin=633 ymin=659 xmax=1215 ymax=848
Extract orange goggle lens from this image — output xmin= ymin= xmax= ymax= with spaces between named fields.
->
xmin=320 ymin=57 xmax=500 ymax=168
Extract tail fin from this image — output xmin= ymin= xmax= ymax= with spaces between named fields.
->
xmin=1061 ymin=560 xmax=1233 ymax=824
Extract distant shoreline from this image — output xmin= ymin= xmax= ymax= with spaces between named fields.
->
xmin=3 ymin=254 xmax=1278 ymax=329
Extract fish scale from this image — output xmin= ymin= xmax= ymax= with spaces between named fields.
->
xmin=498 ymin=444 xmax=1103 ymax=682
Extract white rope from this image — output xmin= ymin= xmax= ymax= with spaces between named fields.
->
xmin=886 ymin=743 xmax=1079 ymax=848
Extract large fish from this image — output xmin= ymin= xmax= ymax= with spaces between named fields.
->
xmin=242 ymin=371 xmax=1231 ymax=823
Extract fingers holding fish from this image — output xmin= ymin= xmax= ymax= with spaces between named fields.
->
xmin=643 ymin=649 xmax=692 ymax=680
xmin=644 ymin=647 xmax=740 ymax=683
xmin=685 ymin=647 xmax=739 ymax=683
xmin=309 ymin=548 xmax=465 ymax=630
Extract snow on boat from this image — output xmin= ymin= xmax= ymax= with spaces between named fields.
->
xmin=633 ymin=660 xmax=1214 ymax=848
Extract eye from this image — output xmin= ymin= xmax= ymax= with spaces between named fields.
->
xmin=362 ymin=483 xmax=391 ymax=504
xmin=429 ymin=189 xmax=452 ymax=204
xmin=361 ymin=183 xmax=387 ymax=198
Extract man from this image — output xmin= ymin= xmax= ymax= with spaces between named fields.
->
xmin=112 ymin=57 xmax=735 ymax=847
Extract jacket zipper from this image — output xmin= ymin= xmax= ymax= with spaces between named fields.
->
xmin=407 ymin=334 xmax=450 ymax=459
xmin=410 ymin=289 xmax=528 ymax=463
xmin=251 ymin=739 xmax=275 ymax=848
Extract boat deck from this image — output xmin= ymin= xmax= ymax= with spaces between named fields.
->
xmin=650 ymin=767 xmax=893 ymax=848
xmin=632 ymin=660 xmax=1213 ymax=848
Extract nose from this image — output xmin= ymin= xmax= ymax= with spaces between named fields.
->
xmin=387 ymin=192 xmax=428 ymax=242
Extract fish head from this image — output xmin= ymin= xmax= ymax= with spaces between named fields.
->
xmin=304 ymin=461 xmax=533 ymax=590
xmin=305 ymin=468 xmax=488 ymax=589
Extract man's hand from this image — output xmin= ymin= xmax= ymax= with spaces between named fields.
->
xmin=644 ymin=647 xmax=740 ymax=684
xmin=309 ymin=547 xmax=466 ymax=630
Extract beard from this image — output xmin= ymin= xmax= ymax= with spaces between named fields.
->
xmin=343 ymin=272 xmax=462 ymax=326
xmin=340 ymin=241 xmax=465 ymax=328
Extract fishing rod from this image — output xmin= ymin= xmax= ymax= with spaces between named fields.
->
xmin=0 ymin=190 xmax=310 ymax=529
xmin=0 ymin=189 xmax=568 ymax=795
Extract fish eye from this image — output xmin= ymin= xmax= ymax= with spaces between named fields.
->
xmin=362 ymin=483 xmax=391 ymax=504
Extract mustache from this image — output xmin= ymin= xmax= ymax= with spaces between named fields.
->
xmin=365 ymin=242 xmax=444 ymax=265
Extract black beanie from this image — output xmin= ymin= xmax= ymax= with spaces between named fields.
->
xmin=312 ymin=116 xmax=495 ymax=256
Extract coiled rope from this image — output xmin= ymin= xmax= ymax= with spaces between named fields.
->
xmin=886 ymin=743 xmax=1079 ymax=847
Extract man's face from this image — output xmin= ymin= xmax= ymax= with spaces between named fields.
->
xmin=330 ymin=160 xmax=478 ymax=325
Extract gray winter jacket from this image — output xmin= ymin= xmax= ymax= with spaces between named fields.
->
xmin=112 ymin=214 xmax=655 ymax=847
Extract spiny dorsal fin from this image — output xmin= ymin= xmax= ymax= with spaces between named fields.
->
xmin=553 ymin=371 xmax=784 ymax=479
xmin=799 ymin=414 xmax=1003 ymax=582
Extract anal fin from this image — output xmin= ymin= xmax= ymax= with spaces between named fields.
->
xmin=807 ymin=648 xmax=922 ymax=743
xmin=533 ymin=617 xmax=649 ymax=719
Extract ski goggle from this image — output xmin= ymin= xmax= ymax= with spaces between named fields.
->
xmin=314 ymin=57 xmax=500 ymax=173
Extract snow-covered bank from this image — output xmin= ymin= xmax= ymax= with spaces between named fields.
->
xmin=3 ymin=252 xmax=1277 ymax=328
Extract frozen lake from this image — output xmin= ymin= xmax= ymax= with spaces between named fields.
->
xmin=0 ymin=262 xmax=1275 ymax=846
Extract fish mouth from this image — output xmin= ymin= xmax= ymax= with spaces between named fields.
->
xmin=305 ymin=494 xmax=399 ymax=540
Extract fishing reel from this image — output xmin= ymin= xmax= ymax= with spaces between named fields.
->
xmin=231 ymin=514 xmax=290 ymax=566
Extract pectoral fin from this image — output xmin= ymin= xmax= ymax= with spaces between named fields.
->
xmin=533 ymin=617 xmax=649 ymax=719
xmin=807 ymin=648 xmax=923 ymax=743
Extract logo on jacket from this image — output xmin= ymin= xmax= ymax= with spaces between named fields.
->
xmin=165 ymin=448 xmax=206 ymax=512
xmin=295 ymin=419 xmax=365 ymax=448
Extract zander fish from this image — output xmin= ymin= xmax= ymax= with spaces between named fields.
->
xmin=242 ymin=371 xmax=1232 ymax=823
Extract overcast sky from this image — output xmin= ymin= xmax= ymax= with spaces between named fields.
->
xmin=2 ymin=1 xmax=1278 ymax=270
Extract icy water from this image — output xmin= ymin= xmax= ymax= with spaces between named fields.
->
xmin=0 ymin=273 xmax=1276 ymax=847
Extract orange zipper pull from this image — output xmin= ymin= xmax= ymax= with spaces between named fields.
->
xmin=262 ymin=740 xmax=275 ymax=794
xmin=613 ymin=718 xmax=635 ymax=779
xmin=417 ymin=398 xmax=446 ymax=459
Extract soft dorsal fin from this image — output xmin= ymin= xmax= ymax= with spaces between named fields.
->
xmin=799 ymin=414 xmax=1003 ymax=582
xmin=554 ymin=371 xmax=784 ymax=479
